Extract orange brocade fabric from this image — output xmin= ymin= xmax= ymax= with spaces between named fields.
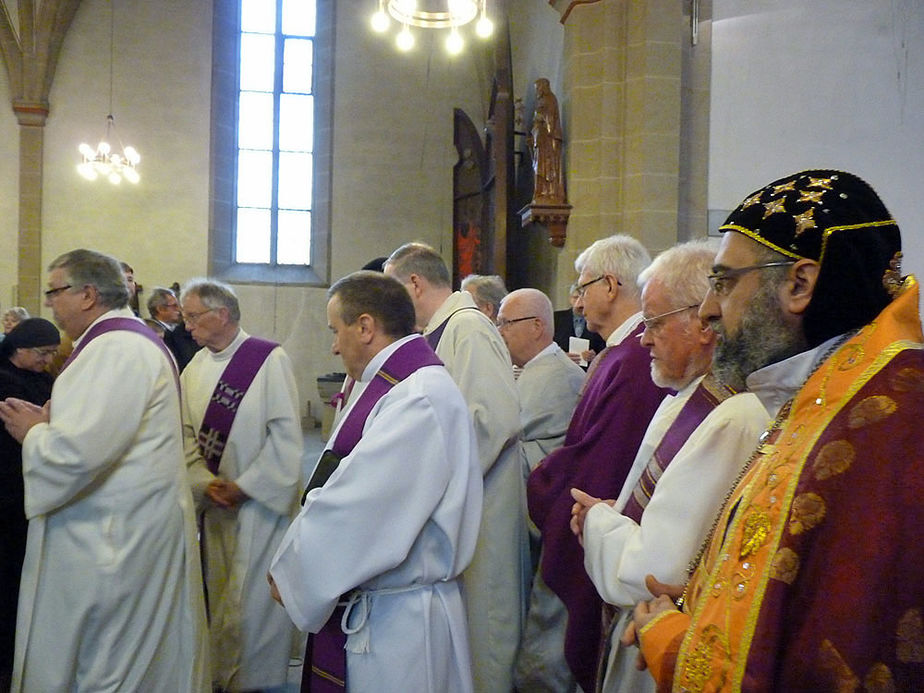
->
xmin=640 ymin=277 xmax=924 ymax=692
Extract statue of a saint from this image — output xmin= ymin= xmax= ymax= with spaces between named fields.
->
xmin=527 ymin=78 xmax=565 ymax=203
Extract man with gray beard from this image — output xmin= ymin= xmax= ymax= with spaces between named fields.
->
xmin=628 ymin=170 xmax=923 ymax=692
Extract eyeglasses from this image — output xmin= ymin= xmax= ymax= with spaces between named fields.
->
xmin=496 ymin=316 xmax=538 ymax=330
xmin=576 ymin=274 xmax=621 ymax=297
xmin=182 ymin=308 xmax=215 ymax=324
xmin=44 ymin=284 xmax=73 ymax=298
xmin=28 ymin=347 xmax=58 ymax=358
xmin=706 ymin=262 xmax=795 ymax=296
xmin=641 ymin=305 xmax=699 ymax=332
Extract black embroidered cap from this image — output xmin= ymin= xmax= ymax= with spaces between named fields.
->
xmin=720 ymin=169 xmax=903 ymax=347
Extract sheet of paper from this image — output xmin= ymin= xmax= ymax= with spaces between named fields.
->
xmin=569 ymin=336 xmax=591 ymax=367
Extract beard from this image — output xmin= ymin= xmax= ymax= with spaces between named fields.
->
xmin=712 ymin=281 xmax=805 ymax=392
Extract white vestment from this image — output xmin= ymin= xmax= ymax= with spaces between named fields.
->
xmin=15 ymin=309 xmax=209 ymax=692
xmin=514 ymin=343 xmax=585 ymax=693
xmin=582 ymin=380 xmax=769 ymax=692
xmin=425 ymin=291 xmax=527 ymax=693
xmin=270 ymin=335 xmax=483 ymax=692
xmin=517 ymin=343 xmax=585 ymax=474
xmin=182 ymin=329 xmax=302 ymax=691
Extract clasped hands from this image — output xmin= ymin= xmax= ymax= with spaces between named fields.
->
xmin=569 ymin=487 xmax=684 ymax=671
xmin=206 ymin=478 xmax=247 ymax=509
xmin=0 ymin=397 xmax=49 ymax=443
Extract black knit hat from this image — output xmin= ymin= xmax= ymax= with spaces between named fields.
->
xmin=720 ymin=169 xmax=903 ymax=347
xmin=1 ymin=318 xmax=61 ymax=358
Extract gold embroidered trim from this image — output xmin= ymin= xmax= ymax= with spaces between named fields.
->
xmin=739 ymin=511 xmax=771 ymax=558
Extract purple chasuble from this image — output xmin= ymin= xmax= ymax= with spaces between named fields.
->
xmin=62 ymin=317 xmax=179 ymax=390
xmin=622 ymin=373 xmax=734 ymax=523
xmin=303 ymin=336 xmax=443 ymax=693
xmin=526 ymin=322 xmax=669 ymax=692
xmin=196 ymin=336 xmax=277 ymax=475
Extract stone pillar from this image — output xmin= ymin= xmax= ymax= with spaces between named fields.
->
xmin=557 ymin=0 xmax=684 ymax=273
xmin=13 ymin=102 xmax=48 ymax=314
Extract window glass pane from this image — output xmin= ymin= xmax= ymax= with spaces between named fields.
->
xmin=240 ymin=34 xmax=276 ymax=91
xmin=283 ymin=0 xmax=316 ymax=36
xmin=283 ymin=38 xmax=313 ymax=94
xmin=277 ymin=210 xmax=311 ymax=265
xmin=279 ymin=94 xmax=313 ymax=152
xmin=278 ymin=152 xmax=312 ymax=209
xmin=241 ymin=0 xmax=276 ymax=33
xmin=237 ymin=150 xmax=273 ymax=207
xmin=238 ymin=92 xmax=274 ymax=149
xmin=236 ymin=208 xmax=272 ymax=263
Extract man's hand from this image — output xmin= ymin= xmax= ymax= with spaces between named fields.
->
xmin=569 ymin=488 xmax=615 ymax=545
xmin=620 ymin=574 xmax=686 ymax=670
xmin=0 ymin=398 xmax=49 ymax=444
xmin=206 ymin=479 xmax=248 ymax=509
xmin=267 ymin=572 xmax=283 ymax=606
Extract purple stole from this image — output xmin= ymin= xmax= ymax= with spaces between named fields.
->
xmin=424 ymin=306 xmax=482 ymax=350
xmin=302 ymin=336 xmax=443 ymax=693
xmin=622 ymin=373 xmax=735 ymax=523
xmin=62 ymin=317 xmax=179 ymax=389
xmin=197 ymin=336 xmax=277 ymax=474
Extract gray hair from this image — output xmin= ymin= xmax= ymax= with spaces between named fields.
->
xmin=574 ymin=234 xmax=651 ymax=298
xmin=146 ymin=287 xmax=177 ymax=319
xmin=461 ymin=274 xmax=508 ymax=314
xmin=384 ymin=242 xmax=451 ymax=287
xmin=3 ymin=307 xmax=30 ymax=324
xmin=500 ymin=288 xmax=554 ymax=338
xmin=180 ymin=278 xmax=241 ymax=323
xmin=637 ymin=239 xmax=719 ymax=308
xmin=48 ymin=249 xmax=130 ymax=309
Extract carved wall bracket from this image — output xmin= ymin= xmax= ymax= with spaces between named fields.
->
xmin=519 ymin=201 xmax=572 ymax=247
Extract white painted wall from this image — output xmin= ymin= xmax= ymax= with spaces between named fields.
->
xmin=709 ymin=0 xmax=924 ymax=287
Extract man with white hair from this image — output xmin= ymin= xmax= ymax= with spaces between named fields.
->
xmin=569 ymin=240 xmax=769 ymax=692
xmin=461 ymin=273 xmax=508 ymax=322
xmin=180 ymin=278 xmax=302 ymax=692
xmin=497 ymin=287 xmax=585 ymax=692
xmin=526 ymin=234 xmax=668 ymax=691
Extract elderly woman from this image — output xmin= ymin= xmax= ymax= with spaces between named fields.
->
xmin=2 ymin=307 xmax=30 ymax=337
xmin=0 ymin=318 xmax=59 ymax=689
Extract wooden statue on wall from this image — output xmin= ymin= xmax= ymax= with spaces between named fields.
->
xmin=520 ymin=78 xmax=572 ymax=247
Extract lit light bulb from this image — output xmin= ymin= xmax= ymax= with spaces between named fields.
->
xmin=98 ymin=140 xmax=111 ymax=155
xmin=124 ymin=146 xmax=140 ymax=165
xmin=78 ymin=143 xmax=95 ymax=159
xmin=77 ymin=162 xmax=98 ymax=180
xmin=370 ymin=9 xmax=389 ymax=32
xmin=108 ymin=171 xmax=122 ymax=185
xmin=476 ymin=15 xmax=493 ymax=38
xmin=396 ymin=26 xmax=414 ymax=51
xmin=123 ymin=167 xmax=140 ymax=184
xmin=445 ymin=29 xmax=464 ymax=55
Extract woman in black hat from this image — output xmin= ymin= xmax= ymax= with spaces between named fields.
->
xmin=0 ymin=318 xmax=60 ymax=689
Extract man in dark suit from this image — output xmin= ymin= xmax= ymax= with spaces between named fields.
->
xmin=553 ymin=283 xmax=605 ymax=365
xmin=147 ymin=287 xmax=201 ymax=371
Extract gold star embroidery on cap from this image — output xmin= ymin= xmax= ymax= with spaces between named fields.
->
xmin=762 ymin=197 xmax=787 ymax=219
xmin=772 ymin=180 xmax=797 ymax=195
xmin=793 ymin=207 xmax=817 ymax=235
xmin=807 ymin=176 xmax=834 ymax=190
xmin=797 ymin=189 xmax=825 ymax=204
xmin=741 ymin=192 xmax=763 ymax=209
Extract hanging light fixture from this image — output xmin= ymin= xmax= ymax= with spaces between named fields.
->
xmin=370 ymin=0 xmax=493 ymax=54
xmin=77 ymin=0 xmax=140 ymax=185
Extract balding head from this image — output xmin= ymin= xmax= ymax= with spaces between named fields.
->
xmin=497 ymin=288 xmax=554 ymax=367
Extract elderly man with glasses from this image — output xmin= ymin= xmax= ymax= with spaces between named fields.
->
xmin=624 ymin=170 xmax=924 ymax=692
xmin=0 ymin=248 xmax=209 ymax=691
xmin=569 ymin=240 xmax=770 ymax=692
xmin=526 ymin=234 xmax=669 ymax=692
